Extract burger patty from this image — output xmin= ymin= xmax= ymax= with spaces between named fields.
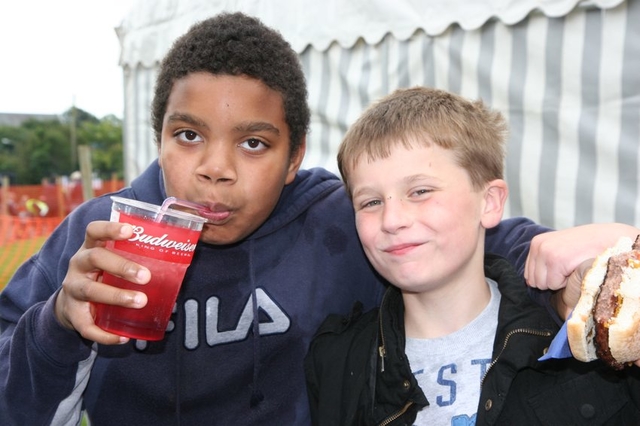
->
xmin=593 ymin=254 xmax=627 ymax=370
xmin=593 ymin=237 xmax=640 ymax=370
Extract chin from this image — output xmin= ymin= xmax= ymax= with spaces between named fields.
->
xmin=199 ymin=227 xmax=242 ymax=246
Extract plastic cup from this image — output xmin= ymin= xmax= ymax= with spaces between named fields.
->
xmin=93 ymin=196 xmax=206 ymax=341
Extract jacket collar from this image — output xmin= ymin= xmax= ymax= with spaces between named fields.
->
xmin=377 ymin=253 xmax=558 ymax=346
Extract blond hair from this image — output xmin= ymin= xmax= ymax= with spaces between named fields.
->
xmin=337 ymin=87 xmax=507 ymax=196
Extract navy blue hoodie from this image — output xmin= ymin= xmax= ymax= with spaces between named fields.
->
xmin=0 ymin=161 xmax=548 ymax=425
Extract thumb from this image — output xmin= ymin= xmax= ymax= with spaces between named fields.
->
xmin=563 ymin=259 xmax=594 ymax=312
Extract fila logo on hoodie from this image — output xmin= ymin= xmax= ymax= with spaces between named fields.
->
xmin=135 ymin=288 xmax=290 ymax=350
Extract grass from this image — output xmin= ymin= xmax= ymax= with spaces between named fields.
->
xmin=0 ymin=236 xmax=47 ymax=290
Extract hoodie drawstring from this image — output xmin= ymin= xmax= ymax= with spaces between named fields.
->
xmin=249 ymin=239 xmax=264 ymax=407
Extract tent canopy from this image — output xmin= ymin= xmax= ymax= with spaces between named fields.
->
xmin=117 ymin=0 xmax=622 ymax=61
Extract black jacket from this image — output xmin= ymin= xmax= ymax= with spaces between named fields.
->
xmin=305 ymin=254 xmax=640 ymax=425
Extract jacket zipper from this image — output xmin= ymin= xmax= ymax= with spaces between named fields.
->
xmin=377 ymin=289 xmax=391 ymax=373
xmin=376 ymin=289 xmax=414 ymax=426
xmin=378 ymin=401 xmax=414 ymax=426
xmin=481 ymin=327 xmax=552 ymax=386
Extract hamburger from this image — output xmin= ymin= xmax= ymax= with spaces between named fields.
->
xmin=567 ymin=234 xmax=640 ymax=370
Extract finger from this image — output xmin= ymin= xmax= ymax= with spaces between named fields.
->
xmin=557 ymin=258 xmax=593 ymax=316
xmin=66 ymin=278 xmax=148 ymax=308
xmin=540 ymin=267 xmax=569 ymax=291
xmin=526 ymin=252 xmax=559 ymax=291
xmin=524 ymin=250 xmax=535 ymax=287
xmin=73 ymin=315 xmax=131 ymax=345
xmin=560 ymin=271 xmax=582 ymax=310
xmin=57 ymin=293 xmax=131 ymax=345
xmin=78 ymin=327 xmax=131 ymax=345
xmin=84 ymin=221 xmax=134 ymax=248
xmin=527 ymin=256 xmax=549 ymax=290
xmin=529 ymin=235 xmax=571 ymax=290
xmin=72 ymin=246 xmax=151 ymax=285
xmin=56 ymin=278 xmax=148 ymax=333
xmin=525 ymin=234 xmax=548 ymax=289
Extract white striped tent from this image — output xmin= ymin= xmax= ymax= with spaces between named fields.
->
xmin=117 ymin=0 xmax=639 ymax=230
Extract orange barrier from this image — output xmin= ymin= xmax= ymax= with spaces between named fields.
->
xmin=1 ymin=178 xmax=125 ymax=219
xmin=0 ymin=215 xmax=63 ymax=247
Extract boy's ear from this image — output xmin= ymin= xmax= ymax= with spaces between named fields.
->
xmin=285 ymin=137 xmax=307 ymax=184
xmin=481 ymin=179 xmax=508 ymax=229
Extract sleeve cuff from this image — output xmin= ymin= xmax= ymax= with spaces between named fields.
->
xmin=30 ymin=290 xmax=93 ymax=366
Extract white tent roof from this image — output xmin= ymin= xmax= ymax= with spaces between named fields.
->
xmin=117 ymin=0 xmax=623 ymax=66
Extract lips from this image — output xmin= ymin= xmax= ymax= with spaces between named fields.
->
xmin=192 ymin=202 xmax=233 ymax=224
xmin=198 ymin=209 xmax=231 ymax=223
xmin=383 ymin=242 xmax=421 ymax=255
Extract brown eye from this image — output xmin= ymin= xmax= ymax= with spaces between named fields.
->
xmin=184 ymin=131 xmax=198 ymax=141
xmin=175 ymin=130 xmax=203 ymax=144
xmin=240 ymin=138 xmax=267 ymax=152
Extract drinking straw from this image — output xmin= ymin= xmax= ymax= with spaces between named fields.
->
xmin=155 ymin=197 xmax=208 ymax=222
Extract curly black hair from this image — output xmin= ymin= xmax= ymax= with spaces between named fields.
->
xmin=151 ymin=12 xmax=310 ymax=157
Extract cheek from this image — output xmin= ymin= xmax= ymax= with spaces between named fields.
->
xmin=159 ymin=157 xmax=190 ymax=197
xmin=437 ymin=194 xmax=479 ymax=221
xmin=355 ymin=216 xmax=375 ymax=248
xmin=249 ymin=170 xmax=288 ymax=214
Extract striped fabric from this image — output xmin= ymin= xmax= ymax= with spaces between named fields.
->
xmin=121 ymin=0 xmax=640 ymax=230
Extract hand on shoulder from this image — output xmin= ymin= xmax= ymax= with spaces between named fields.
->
xmin=525 ymin=223 xmax=640 ymax=290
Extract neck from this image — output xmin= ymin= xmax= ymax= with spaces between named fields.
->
xmin=402 ymin=275 xmax=491 ymax=339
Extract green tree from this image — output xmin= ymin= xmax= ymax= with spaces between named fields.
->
xmin=0 ymin=108 xmax=123 ymax=184
xmin=0 ymin=126 xmax=27 ymax=183
xmin=78 ymin=115 xmax=124 ymax=180
xmin=21 ymin=118 xmax=73 ymax=183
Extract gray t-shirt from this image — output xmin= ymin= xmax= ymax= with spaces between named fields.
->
xmin=405 ymin=278 xmax=500 ymax=426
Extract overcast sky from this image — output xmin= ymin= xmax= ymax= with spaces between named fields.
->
xmin=0 ymin=0 xmax=134 ymax=118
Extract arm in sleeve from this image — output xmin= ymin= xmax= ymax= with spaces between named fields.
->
xmin=0 ymin=250 xmax=94 ymax=425
xmin=486 ymin=217 xmax=558 ymax=321
xmin=485 ymin=216 xmax=552 ymax=276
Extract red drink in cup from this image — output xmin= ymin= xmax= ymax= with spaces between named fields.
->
xmin=93 ymin=196 xmax=206 ymax=341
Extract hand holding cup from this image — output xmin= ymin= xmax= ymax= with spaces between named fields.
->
xmin=56 ymin=220 xmax=152 ymax=345
xmin=56 ymin=196 xmax=206 ymax=343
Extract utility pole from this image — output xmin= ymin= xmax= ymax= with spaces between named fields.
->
xmin=70 ymin=97 xmax=77 ymax=170
xmin=78 ymin=145 xmax=95 ymax=202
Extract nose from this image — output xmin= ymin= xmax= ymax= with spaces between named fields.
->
xmin=380 ymin=197 xmax=412 ymax=234
xmin=195 ymin=143 xmax=237 ymax=184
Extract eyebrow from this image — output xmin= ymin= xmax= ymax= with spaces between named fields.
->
xmin=234 ymin=121 xmax=281 ymax=136
xmin=351 ymin=187 xmax=373 ymax=200
xmin=165 ymin=114 xmax=281 ymax=136
xmin=166 ymin=113 xmax=209 ymax=129
xmin=404 ymin=174 xmax=433 ymax=184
